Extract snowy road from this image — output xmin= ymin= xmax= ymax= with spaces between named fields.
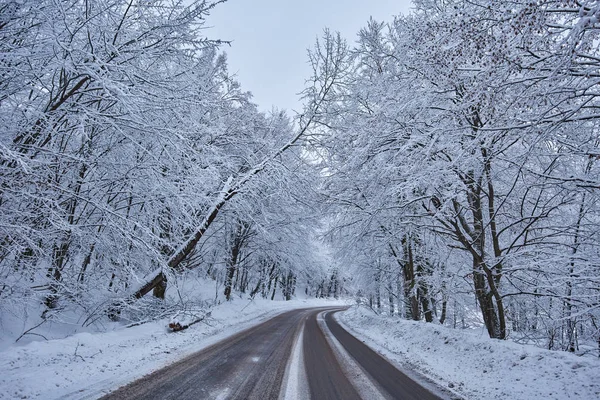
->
xmin=99 ymin=307 xmax=444 ymax=400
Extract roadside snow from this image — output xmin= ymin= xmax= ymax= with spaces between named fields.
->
xmin=0 ymin=298 xmax=347 ymax=400
xmin=337 ymin=306 xmax=600 ymax=400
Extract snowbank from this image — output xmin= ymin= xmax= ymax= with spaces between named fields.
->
xmin=337 ymin=306 xmax=600 ymax=400
xmin=0 ymin=297 xmax=347 ymax=400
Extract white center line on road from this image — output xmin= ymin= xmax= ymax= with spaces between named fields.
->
xmin=280 ymin=317 xmax=310 ymax=400
xmin=317 ymin=311 xmax=391 ymax=400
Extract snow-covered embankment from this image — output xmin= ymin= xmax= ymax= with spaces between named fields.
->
xmin=337 ymin=306 xmax=600 ymax=400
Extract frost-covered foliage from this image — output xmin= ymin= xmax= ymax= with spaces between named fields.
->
xmin=307 ymin=0 xmax=600 ymax=353
xmin=0 ymin=0 xmax=326 ymax=342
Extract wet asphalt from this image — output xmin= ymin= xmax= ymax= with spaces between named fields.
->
xmin=99 ymin=307 xmax=443 ymax=400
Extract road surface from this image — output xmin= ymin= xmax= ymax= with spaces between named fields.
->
xmin=100 ymin=307 xmax=446 ymax=400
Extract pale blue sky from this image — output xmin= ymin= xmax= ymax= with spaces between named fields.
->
xmin=207 ymin=0 xmax=412 ymax=114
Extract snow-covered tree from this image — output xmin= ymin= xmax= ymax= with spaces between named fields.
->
xmin=307 ymin=0 xmax=600 ymax=349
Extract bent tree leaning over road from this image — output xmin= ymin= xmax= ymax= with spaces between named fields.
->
xmin=0 ymin=0 xmax=344 ymax=329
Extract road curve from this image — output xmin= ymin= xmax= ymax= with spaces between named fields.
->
xmin=324 ymin=311 xmax=441 ymax=400
xmin=303 ymin=310 xmax=361 ymax=400
xmin=99 ymin=307 xmax=445 ymax=400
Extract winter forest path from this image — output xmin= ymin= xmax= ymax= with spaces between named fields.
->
xmin=99 ymin=307 xmax=445 ymax=400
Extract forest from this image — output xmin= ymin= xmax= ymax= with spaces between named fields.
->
xmin=1 ymin=0 xmax=599 ymax=358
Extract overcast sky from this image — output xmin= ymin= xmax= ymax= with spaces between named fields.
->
xmin=206 ymin=0 xmax=413 ymax=114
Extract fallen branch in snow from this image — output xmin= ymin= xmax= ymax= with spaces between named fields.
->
xmin=15 ymin=318 xmax=48 ymax=343
xmin=72 ymin=341 xmax=102 ymax=362
xmin=241 ymin=297 xmax=256 ymax=311
xmin=125 ymin=319 xmax=154 ymax=329
xmin=168 ymin=311 xmax=212 ymax=332
xmin=73 ymin=342 xmax=86 ymax=362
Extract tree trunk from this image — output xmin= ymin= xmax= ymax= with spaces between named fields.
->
xmin=77 ymin=244 xmax=95 ymax=283
xmin=439 ymin=298 xmax=447 ymax=325
xmin=402 ymin=237 xmax=420 ymax=320
xmin=465 ymin=170 xmax=506 ymax=339
xmin=271 ymin=275 xmax=278 ymax=300
xmin=153 ymin=275 xmax=167 ymax=299
xmin=388 ymin=276 xmax=395 ymax=315
xmin=45 ymin=239 xmax=70 ymax=309
xmin=473 ymin=260 xmax=502 ymax=338
xmin=419 ymin=284 xmax=433 ymax=322
xmin=375 ymin=267 xmax=382 ymax=310
xmin=225 ymin=222 xmax=244 ymax=302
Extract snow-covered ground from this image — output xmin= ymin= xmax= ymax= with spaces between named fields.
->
xmin=5 ymin=297 xmax=596 ymax=400
xmin=337 ymin=305 xmax=600 ymax=400
xmin=0 ymin=297 xmax=347 ymax=400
